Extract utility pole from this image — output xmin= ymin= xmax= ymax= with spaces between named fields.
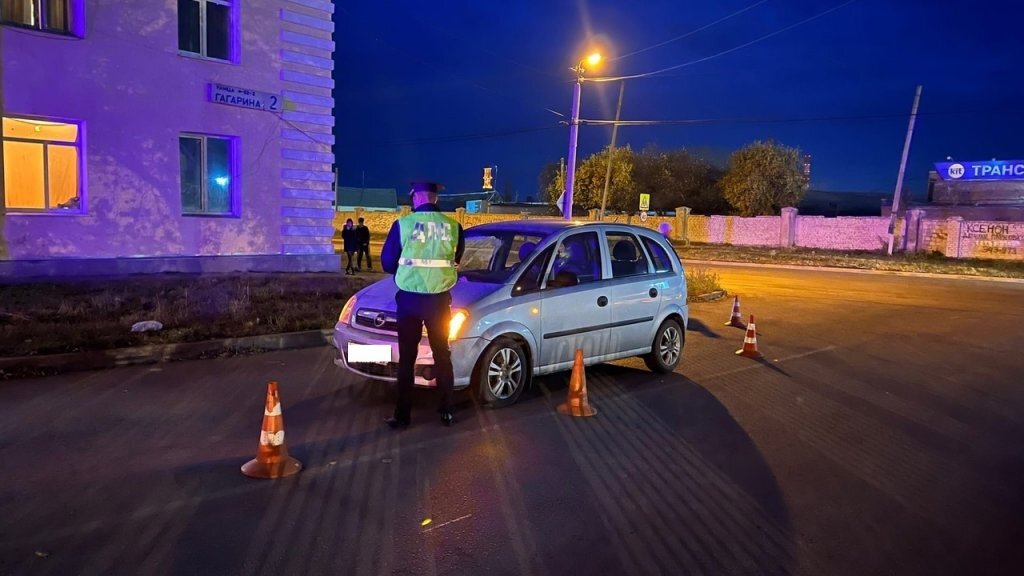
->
xmin=600 ymin=81 xmax=625 ymax=221
xmin=562 ymin=68 xmax=583 ymax=219
xmin=887 ymin=85 xmax=922 ymax=256
xmin=0 ymin=28 xmax=8 ymax=259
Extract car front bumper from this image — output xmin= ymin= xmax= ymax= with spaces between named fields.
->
xmin=333 ymin=322 xmax=486 ymax=389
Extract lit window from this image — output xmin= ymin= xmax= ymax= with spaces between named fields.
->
xmin=2 ymin=117 xmax=82 ymax=212
xmin=0 ymin=0 xmax=70 ymax=33
xmin=178 ymin=0 xmax=232 ymax=61
xmin=179 ymin=134 xmax=235 ymax=215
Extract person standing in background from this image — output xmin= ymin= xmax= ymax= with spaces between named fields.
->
xmin=356 ymin=217 xmax=372 ymax=271
xmin=342 ymin=218 xmax=358 ymax=275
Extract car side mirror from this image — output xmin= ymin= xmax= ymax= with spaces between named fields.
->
xmin=549 ymin=270 xmax=579 ymax=288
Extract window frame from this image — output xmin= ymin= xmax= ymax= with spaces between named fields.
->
xmin=639 ymin=234 xmax=677 ymax=274
xmin=543 ymin=230 xmax=605 ymax=290
xmin=0 ymin=0 xmax=73 ymax=35
xmin=179 ymin=133 xmax=237 ymax=217
xmin=2 ymin=115 xmax=84 ymax=214
xmin=177 ymin=0 xmax=235 ymax=63
xmin=605 ymin=230 xmax=654 ymax=279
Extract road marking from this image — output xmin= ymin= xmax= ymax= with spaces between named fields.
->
xmin=701 ymin=345 xmax=837 ymax=381
xmin=421 ymin=513 xmax=473 ymax=534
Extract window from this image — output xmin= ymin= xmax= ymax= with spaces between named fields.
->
xmin=513 ymin=245 xmax=554 ymax=295
xmin=0 ymin=0 xmax=70 ymax=33
xmin=547 ymin=231 xmax=603 ymax=286
xmin=606 ymin=232 xmax=651 ymax=278
xmin=459 ymin=230 xmax=549 ymax=283
xmin=2 ymin=117 xmax=81 ymax=212
xmin=179 ymin=134 xmax=234 ymax=215
xmin=178 ymin=0 xmax=232 ymax=61
xmin=641 ymin=236 xmax=675 ymax=273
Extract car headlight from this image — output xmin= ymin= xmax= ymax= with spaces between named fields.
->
xmin=449 ymin=309 xmax=469 ymax=340
xmin=338 ymin=296 xmax=357 ymax=325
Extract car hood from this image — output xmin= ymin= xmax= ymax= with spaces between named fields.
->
xmin=352 ymin=275 xmax=505 ymax=312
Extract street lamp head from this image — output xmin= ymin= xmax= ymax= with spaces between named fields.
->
xmin=586 ymin=52 xmax=602 ymax=67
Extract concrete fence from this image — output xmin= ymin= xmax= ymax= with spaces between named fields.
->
xmin=334 ymin=206 xmax=1023 ymax=261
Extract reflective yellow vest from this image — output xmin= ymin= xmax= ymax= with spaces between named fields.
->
xmin=396 ymin=211 xmax=459 ymax=293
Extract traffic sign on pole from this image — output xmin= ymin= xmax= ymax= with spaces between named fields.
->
xmin=638 ymin=193 xmax=650 ymax=211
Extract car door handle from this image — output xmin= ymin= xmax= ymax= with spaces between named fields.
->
xmin=649 ymin=287 xmax=658 ymax=298
xmin=597 ymin=296 xmax=608 ymax=307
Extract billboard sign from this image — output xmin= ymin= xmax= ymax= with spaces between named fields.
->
xmin=935 ymin=160 xmax=1024 ymax=181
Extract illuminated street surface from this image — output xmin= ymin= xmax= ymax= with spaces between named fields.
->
xmin=1 ymin=265 xmax=1022 ymax=576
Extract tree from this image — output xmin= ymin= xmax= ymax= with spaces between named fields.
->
xmin=721 ymin=140 xmax=806 ymax=216
xmin=633 ymin=146 xmax=728 ymax=213
xmin=536 ymin=161 xmax=561 ymax=203
xmin=544 ymin=146 xmax=636 ymax=212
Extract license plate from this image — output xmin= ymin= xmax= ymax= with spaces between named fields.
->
xmin=348 ymin=343 xmax=393 ymax=364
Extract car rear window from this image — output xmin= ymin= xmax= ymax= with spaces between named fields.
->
xmin=641 ymin=236 xmax=674 ymax=273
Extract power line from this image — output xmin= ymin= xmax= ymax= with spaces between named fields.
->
xmin=591 ymin=0 xmax=860 ymax=83
xmin=613 ymin=0 xmax=770 ymax=62
xmin=579 ymin=107 xmax=1024 ymax=127
xmin=337 ymin=125 xmax=562 ymax=149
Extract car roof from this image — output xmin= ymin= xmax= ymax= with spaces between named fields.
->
xmin=468 ymin=219 xmax=658 ymax=236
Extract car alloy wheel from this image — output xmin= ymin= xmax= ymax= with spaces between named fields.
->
xmin=476 ymin=336 xmax=529 ymax=408
xmin=487 ymin=347 xmax=523 ymax=400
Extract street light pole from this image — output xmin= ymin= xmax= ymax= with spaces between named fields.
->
xmin=562 ymin=67 xmax=583 ymax=220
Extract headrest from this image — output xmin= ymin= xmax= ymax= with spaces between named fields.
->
xmin=613 ymin=240 xmax=637 ymax=261
xmin=518 ymin=241 xmax=537 ymax=262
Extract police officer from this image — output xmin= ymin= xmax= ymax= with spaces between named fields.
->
xmin=381 ymin=181 xmax=465 ymax=428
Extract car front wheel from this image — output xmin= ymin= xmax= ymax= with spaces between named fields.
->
xmin=643 ymin=318 xmax=684 ymax=373
xmin=476 ymin=336 xmax=529 ymax=408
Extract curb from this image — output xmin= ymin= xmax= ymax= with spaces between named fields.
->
xmin=681 ymin=259 xmax=1024 ymax=284
xmin=0 ymin=329 xmax=334 ymax=380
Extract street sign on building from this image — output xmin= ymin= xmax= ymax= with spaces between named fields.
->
xmin=639 ymin=193 xmax=650 ymax=211
xmin=208 ymin=83 xmax=281 ymax=113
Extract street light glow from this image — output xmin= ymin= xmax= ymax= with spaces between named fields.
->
xmin=586 ymin=52 xmax=602 ymax=67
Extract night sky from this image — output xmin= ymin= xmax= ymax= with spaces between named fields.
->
xmin=332 ymin=0 xmax=1024 ymax=200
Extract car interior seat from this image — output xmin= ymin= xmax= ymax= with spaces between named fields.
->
xmin=612 ymin=240 xmax=640 ymax=277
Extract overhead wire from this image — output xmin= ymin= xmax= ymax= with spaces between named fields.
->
xmin=612 ymin=0 xmax=770 ymax=62
xmin=591 ymin=0 xmax=860 ymax=83
xmin=579 ymin=107 xmax=1024 ymax=127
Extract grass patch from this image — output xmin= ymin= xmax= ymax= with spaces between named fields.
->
xmin=0 ymin=273 xmax=376 ymax=357
xmin=673 ymin=243 xmax=1024 ymax=278
xmin=685 ymin=267 xmax=723 ymax=299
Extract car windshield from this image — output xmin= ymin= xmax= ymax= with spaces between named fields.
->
xmin=459 ymin=229 xmax=550 ymax=283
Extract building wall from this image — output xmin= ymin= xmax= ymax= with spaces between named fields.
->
xmin=1 ymin=0 xmax=335 ymax=260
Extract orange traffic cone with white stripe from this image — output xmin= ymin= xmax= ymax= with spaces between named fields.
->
xmin=242 ymin=381 xmax=302 ymax=479
xmin=735 ymin=315 xmax=763 ymax=359
xmin=724 ymin=296 xmax=745 ymax=328
xmin=558 ymin=349 xmax=597 ymax=417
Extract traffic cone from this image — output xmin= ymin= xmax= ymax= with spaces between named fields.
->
xmin=735 ymin=315 xmax=763 ymax=359
xmin=724 ymin=296 xmax=745 ymax=328
xmin=557 ymin=349 xmax=597 ymax=417
xmin=242 ymin=381 xmax=302 ymax=479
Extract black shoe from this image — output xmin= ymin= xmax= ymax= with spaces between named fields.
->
xmin=440 ymin=411 xmax=454 ymax=427
xmin=385 ymin=417 xmax=410 ymax=430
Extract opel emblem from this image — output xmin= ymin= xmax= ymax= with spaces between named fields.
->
xmin=374 ymin=313 xmax=387 ymax=328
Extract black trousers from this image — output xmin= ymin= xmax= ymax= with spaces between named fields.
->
xmin=394 ymin=290 xmax=454 ymax=421
xmin=357 ymin=243 xmax=372 ymax=269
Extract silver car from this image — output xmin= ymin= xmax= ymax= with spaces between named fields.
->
xmin=333 ymin=220 xmax=688 ymax=407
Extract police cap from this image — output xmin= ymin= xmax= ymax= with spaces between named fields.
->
xmin=409 ymin=181 xmax=445 ymax=196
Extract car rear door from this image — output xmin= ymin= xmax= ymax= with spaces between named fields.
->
xmin=604 ymin=229 xmax=665 ymax=354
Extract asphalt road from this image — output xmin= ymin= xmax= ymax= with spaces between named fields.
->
xmin=1 ymin=265 xmax=1023 ymax=576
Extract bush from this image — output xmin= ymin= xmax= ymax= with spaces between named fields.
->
xmin=685 ymin=267 xmax=723 ymax=298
